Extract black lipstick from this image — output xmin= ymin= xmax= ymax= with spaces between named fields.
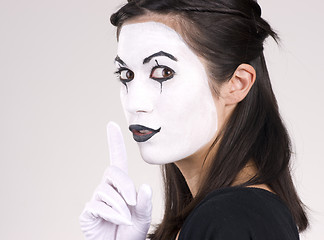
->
xmin=129 ymin=124 xmax=161 ymax=142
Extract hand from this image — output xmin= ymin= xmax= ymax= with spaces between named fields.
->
xmin=79 ymin=122 xmax=153 ymax=240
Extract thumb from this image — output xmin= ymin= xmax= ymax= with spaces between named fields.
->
xmin=134 ymin=184 xmax=152 ymax=222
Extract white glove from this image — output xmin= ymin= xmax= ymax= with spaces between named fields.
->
xmin=79 ymin=122 xmax=153 ymax=240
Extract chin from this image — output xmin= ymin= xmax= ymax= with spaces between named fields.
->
xmin=139 ymin=149 xmax=174 ymax=165
xmin=137 ymin=143 xmax=195 ymax=165
xmin=137 ymin=143 xmax=174 ymax=165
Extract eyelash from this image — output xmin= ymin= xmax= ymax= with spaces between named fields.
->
xmin=150 ymin=64 xmax=175 ymax=84
xmin=114 ymin=67 xmax=133 ymax=85
xmin=114 ymin=61 xmax=175 ymax=85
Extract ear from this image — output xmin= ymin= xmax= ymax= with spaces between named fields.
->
xmin=223 ymin=64 xmax=256 ymax=105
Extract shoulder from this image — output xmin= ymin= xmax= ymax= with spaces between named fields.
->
xmin=178 ymin=187 xmax=299 ymax=240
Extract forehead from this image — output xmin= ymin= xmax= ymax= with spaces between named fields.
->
xmin=117 ymin=22 xmax=190 ymax=60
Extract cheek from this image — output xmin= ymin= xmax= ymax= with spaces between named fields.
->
xmin=155 ymin=90 xmax=193 ymax=127
xmin=158 ymin=81 xmax=217 ymax=140
xmin=159 ymin=74 xmax=214 ymax=118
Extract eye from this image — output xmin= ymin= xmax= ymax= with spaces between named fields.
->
xmin=115 ymin=68 xmax=134 ymax=82
xmin=150 ymin=66 xmax=175 ymax=81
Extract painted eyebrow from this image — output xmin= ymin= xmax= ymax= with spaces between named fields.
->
xmin=114 ymin=56 xmax=127 ymax=67
xmin=114 ymin=51 xmax=177 ymax=67
xmin=143 ymin=51 xmax=177 ymax=64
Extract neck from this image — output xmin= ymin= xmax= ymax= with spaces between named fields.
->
xmin=175 ymin=158 xmax=202 ymax=197
xmin=175 ymin=142 xmax=215 ymax=197
xmin=176 ymin=151 xmax=272 ymax=197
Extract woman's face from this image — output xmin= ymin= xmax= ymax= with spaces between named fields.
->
xmin=116 ymin=21 xmax=218 ymax=164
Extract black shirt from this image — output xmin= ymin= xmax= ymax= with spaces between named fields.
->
xmin=178 ymin=187 xmax=299 ymax=240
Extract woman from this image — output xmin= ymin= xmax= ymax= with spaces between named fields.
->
xmin=80 ymin=0 xmax=309 ymax=239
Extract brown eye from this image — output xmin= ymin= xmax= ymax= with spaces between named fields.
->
xmin=126 ymin=70 xmax=134 ymax=80
xmin=119 ymin=69 xmax=134 ymax=81
xmin=162 ymin=68 xmax=173 ymax=78
xmin=151 ymin=66 xmax=175 ymax=80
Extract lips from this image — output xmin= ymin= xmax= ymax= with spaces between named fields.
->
xmin=129 ymin=124 xmax=161 ymax=142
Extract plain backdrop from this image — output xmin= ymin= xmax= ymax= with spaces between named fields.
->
xmin=0 ymin=0 xmax=323 ymax=239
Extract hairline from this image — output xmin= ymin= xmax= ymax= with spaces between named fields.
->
xmin=115 ymin=12 xmax=220 ymax=95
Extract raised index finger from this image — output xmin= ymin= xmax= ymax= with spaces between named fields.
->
xmin=106 ymin=121 xmax=128 ymax=174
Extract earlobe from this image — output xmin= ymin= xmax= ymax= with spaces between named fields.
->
xmin=225 ymin=64 xmax=256 ymax=105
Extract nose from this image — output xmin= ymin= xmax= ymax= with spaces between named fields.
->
xmin=122 ymin=79 xmax=156 ymax=114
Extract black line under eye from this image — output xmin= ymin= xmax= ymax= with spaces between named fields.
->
xmin=114 ymin=67 xmax=134 ymax=92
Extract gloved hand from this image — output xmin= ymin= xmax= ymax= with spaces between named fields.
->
xmin=79 ymin=122 xmax=153 ymax=240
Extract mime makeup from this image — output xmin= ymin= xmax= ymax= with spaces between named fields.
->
xmin=115 ymin=50 xmax=177 ymax=92
xmin=129 ymin=124 xmax=161 ymax=142
xmin=116 ymin=21 xmax=218 ymax=165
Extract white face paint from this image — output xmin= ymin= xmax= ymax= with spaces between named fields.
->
xmin=116 ymin=21 xmax=218 ymax=164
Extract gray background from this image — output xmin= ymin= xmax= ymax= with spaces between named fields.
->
xmin=0 ymin=0 xmax=323 ymax=239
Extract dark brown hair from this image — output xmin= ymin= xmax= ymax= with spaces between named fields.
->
xmin=111 ymin=0 xmax=309 ymax=239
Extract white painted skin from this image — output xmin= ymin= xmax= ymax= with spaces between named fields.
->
xmin=116 ymin=21 xmax=218 ymax=164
